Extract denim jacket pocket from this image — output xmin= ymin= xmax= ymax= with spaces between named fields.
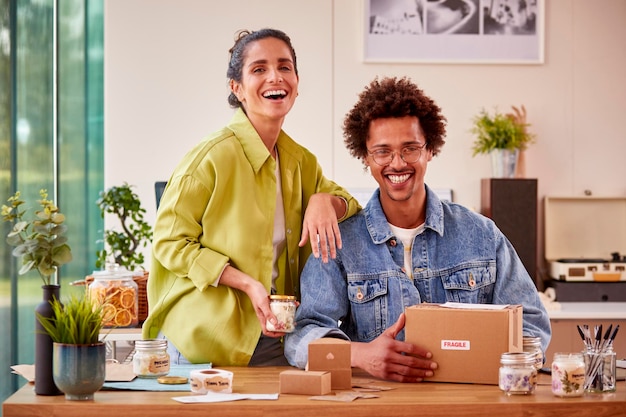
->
xmin=440 ymin=262 xmax=496 ymax=304
xmin=347 ymin=276 xmax=388 ymax=341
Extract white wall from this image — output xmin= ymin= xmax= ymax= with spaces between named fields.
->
xmin=104 ymin=0 xmax=626 ymax=279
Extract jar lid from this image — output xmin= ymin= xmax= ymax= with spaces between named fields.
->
xmin=268 ymin=295 xmax=296 ymax=301
xmin=91 ymin=263 xmax=133 ymax=280
xmin=135 ymin=339 xmax=168 ymax=349
xmin=500 ymin=351 xmax=534 ymax=365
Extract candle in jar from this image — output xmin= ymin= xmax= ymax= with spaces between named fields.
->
xmin=499 ymin=352 xmax=537 ymax=395
xmin=551 ymin=352 xmax=585 ymax=397
xmin=266 ymin=295 xmax=297 ymax=333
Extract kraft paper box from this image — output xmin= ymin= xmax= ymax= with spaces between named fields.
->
xmin=404 ymin=303 xmax=523 ymax=384
xmin=279 ymin=370 xmax=332 ymax=395
xmin=308 ymin=338 xmax=352 ymax=389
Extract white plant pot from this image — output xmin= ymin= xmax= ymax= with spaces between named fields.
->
xmin=490 ymin=149 xmax=520 ymax=178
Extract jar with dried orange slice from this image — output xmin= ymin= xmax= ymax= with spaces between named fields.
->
xmin=88 ymin=265 xmax=139 ymax=328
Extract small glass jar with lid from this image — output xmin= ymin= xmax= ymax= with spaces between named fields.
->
xmin=266 ymin=295 xmax=297 ymax=333
xmin=133 ymin=339 xmax=170 ymax=378
xmin=551 ymin=352 xmax=585 ymax=397
xmin=498 ymin=352 xmax=538 ymax=395
xmin=88 ymin=263 xmax=138 ymax=328
xmin=522 ymin=336 xmax=544 ymax=371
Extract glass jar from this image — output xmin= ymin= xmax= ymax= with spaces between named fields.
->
xmin=266 ymin=295 xmax=297 ymax=333
xmin=584 ymin=346 xmax=616 ymax=393
xmin=523 ymin=336 xmax=544 ymax=371
xmin=551 ymin=352 xmax=585 ymax=397
xmin=498 ymin=352 xmax=537 ymax=395
xmin=88 ymin=264 xmax=138 ymax=328
xmin=133 ymin=339 xmax=170 ymax=378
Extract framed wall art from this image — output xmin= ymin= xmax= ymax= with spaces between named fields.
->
xmin=364 ymin=0 xmax=544 ymax=64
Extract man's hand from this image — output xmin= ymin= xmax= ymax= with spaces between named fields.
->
xmin=351 ymin=313 xmax=438 ymax=382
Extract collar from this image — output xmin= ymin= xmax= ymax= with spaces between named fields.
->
xmin=364 ymin=184 xmax=445 ymax=244
xmin=227 ymin=108 xmax=301 ymax=173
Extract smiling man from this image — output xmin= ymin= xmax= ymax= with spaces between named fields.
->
xmin=284 ymin=76 xmax=550 ymax=383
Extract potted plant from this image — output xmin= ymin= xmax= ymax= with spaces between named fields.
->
xmin=470 ymin=105 xmax=535 ymax=178
xmin=95 ymin=182 xmax=152 ymax=323
xmin=2 ymin=189 xmax=73 ymax=395
xmin=37 ymin=291 xmax=107 ymax=401
xmin=96 ymin=182 xmax=152 ymax=272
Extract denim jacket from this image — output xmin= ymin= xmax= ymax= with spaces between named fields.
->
xmin=285 ymin=185 xmax=551 ymax=369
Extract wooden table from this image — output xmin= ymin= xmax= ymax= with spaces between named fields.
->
xmin=3 ymin=367 xmax=625 ymax=417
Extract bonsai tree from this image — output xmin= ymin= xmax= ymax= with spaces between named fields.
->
xmin=471 ymin=105 xmax=535 ymax=155
xmin=96 ymin=183 xmax=152 ymax=272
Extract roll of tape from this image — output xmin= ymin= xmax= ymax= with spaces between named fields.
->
xmin=189 ymin=369 xmax=234 ymax=394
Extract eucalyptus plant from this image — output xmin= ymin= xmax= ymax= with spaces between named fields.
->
xmin=1 ymin=189 xmax=73 ymax=286
xmin=37 ymin=291 xmax=105 ymax=345
xmin=96 ymin=183 xmax=152 ymax=271
xmin=470 ymin=105 xmax=535 ymax=155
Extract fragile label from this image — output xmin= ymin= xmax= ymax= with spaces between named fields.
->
xmin=441 ymin=340 xmax=470 ymax=350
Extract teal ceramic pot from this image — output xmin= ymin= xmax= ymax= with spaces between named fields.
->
xmin=52 ymin=342 xmax=106 ymax=400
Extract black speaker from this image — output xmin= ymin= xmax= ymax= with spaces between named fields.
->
xmin=481 ymin=178 xmax=538 ymax=285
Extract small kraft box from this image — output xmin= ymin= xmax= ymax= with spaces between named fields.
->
xmin=279 ymin=370 xmax=331 ymax=395
xmin=404 ymin=303 xmax=523 ymax=384
xmin=307 ymin=338 xmax=352 ymax=389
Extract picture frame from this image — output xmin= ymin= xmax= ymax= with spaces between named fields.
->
xmin=364 ymin=0 xmax=544 ymax=64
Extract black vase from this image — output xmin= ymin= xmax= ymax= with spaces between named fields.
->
xmin=34 ymin=284 xmax=63 ymax=395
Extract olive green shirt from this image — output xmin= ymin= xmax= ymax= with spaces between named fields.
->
xmin=142 ymin=109 xmax=359 ymax=365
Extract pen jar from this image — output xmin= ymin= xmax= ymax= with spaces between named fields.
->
xmin=88 ymin=265 xmax=138 ymax=328
xmin=498 ymin=352 xmax=537 ymax=395
xmin=522 ymin=336 xmax=544 ymax=371
xmin=133 ymin=339 xmax=170 ymax=378
xmin=551 ymin=352 xmax=586 ymax=397
xmin=584 ymin=346 xmax=616 ymax=393
xmin=266 ymin=295 xmax=297 ymax=333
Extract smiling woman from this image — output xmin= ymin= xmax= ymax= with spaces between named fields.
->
xmin=142 ymin=28 xmax=359 ymax=368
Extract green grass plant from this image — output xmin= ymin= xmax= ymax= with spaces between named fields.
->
xmin=37 ymin=291 xmax=104 ymax=345
xmin=470 ymin=106 xmax=535 ymax=155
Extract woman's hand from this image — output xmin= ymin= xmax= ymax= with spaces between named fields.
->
xmin=351 ymin=313 xmax=438 ymax=382
xmin=219 ymin=266 xmax=284 ymax=338
xmin=299 ymin=193 xmax=346 ymax=263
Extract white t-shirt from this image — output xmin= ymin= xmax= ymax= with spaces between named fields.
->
xmin=272 ymin=152 xmax=286 ymax=291
xmin=388 ymin=223 xmax=425 ymax=279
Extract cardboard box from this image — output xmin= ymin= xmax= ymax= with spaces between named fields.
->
xmin=279 ymin=370 xmax=331 ymax=395
xmin=404 ymin=303 xmax=523 ymax=384
xmin=308 ymin=338 xmax=352 ymax=389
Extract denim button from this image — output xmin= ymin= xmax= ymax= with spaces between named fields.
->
xmin=469 ymin=273 xmax=476 ymax=287
xmin=356 ymin=288 xmax=364 ymax=300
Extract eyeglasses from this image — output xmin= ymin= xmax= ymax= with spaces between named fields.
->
xmin=367 ymin=145 xmax=425 ymax=166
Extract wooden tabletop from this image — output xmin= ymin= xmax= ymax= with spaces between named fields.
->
xmin=3 ymin=367 xmax=625 ymax=417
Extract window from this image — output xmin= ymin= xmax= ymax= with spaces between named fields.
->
xmin=0 ymin=0 xmax=103 ymax=407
